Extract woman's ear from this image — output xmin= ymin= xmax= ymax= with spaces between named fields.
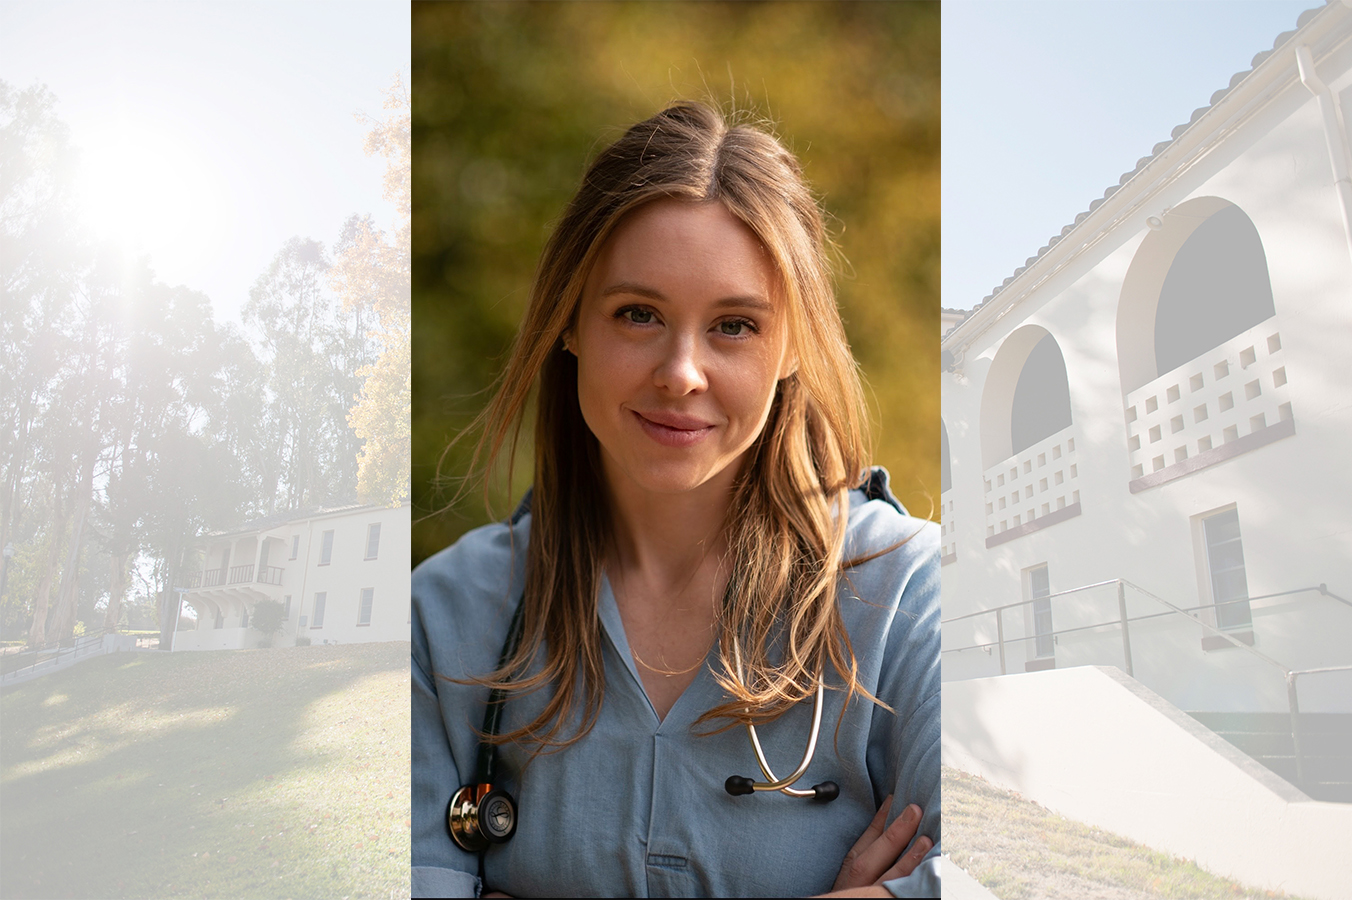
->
xmin=779 ymin=351 xmax=799 ymax=380
xmin=561 ymin=328 xmax=576 ymax=356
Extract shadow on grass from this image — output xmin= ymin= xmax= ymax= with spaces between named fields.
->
xmin=0 ymin=642 xmax=411 ymax=900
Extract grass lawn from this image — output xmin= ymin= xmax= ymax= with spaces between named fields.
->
xmin=943 ymin=767 xmax=1309 ymax=900
xmin=1 ymin=642 xmax=410 ymax=899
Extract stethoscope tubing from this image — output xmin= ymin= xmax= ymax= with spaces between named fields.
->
xmin=744 ymin=679 xmax=826 ymax=796
xmin=731 ymin=641 xmax=829 ymax=797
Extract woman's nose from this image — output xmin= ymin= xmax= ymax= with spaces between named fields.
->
xmin=652 ymin=334 xmax=708 ymax=395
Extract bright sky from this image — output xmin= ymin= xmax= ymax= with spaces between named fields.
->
xmin=1 ymin=0 xmax=410 ymax=325
xmin=943 ymin=0 xmax=1317 ymax=312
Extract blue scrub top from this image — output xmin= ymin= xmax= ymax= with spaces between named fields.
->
xmin=412 ymin=470 xmax=941 ymax=898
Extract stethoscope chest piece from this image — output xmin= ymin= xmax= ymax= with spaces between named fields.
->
xmin=448 ymin=783 xmax=518 ymax=852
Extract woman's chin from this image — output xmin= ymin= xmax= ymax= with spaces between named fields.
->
xmin=610 ymin=458 xmax=736 ymax=499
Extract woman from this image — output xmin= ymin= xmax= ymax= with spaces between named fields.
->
xmin=412 ymin=102 xmax=940 ymax=898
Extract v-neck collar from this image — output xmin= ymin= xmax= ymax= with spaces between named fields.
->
xmin=596 ymin=572 xmax=719 ymax=732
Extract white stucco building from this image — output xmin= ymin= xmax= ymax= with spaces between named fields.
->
xmin=941 ymin=1 xmax=1352 ymax=810
xmin=173 ymin=502 xmax=410 ymax=650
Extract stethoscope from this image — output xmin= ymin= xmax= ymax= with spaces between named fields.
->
xmin=448 ymin=594 xmax=838 ymax=853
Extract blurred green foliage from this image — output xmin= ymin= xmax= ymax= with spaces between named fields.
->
xmin=412 ymin=1 xmax=939 ymax=565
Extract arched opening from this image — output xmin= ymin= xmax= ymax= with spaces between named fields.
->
xmin=1153 ymin=205 xmax=1275 ymax=376
xmin=1011 ymin=333 xmax=1073 ymax=456
xmin=980 ymin=325 xmax=1081 ymax=544
xmin=1117 ymin=198 xmax=1276 ymax=393
xmin=1117 ymin=199 xmax=1291 ymax=489
xmin=980 ymin=325 xmax=1073 ymax=468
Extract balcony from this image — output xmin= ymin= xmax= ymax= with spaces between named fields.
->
xmin=983 ymin=427 xmax=1082 ymax=548
xmin=183 ymin=564 xmax=285 ymax=591
xmin=1125 ymin=317 xmax=1293 ymax=492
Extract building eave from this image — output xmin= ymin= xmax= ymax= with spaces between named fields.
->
xmin=197 ymin=499 xmax=410 ymax=542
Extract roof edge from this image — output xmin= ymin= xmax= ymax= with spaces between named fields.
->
xmin=943 ymin=1 xmax=1344 ymax=354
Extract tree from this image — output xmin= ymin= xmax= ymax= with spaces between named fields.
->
xmin=5 ymin=76 xmax=394 ymax=649
xmin=0 ymin=80 xmax=86 ymax=639
xmin=245 ymin=237 xmax=371 ymax=513
xmin=331 ymin=79 xmax=411 ymax=507
xmin=249 ymin=598 xmax=286 ymax=647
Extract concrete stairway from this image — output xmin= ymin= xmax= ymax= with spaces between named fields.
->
xmin=943 ymin=666 xmax=1352 ymax=899
xmin=1189 ymin=711 xmax=1352 ymax=803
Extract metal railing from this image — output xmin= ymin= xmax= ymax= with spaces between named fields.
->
xmin=943 ymin=580 xmax=1351 ymax=789
xmin=183 ymin=564 xmax=285 ymax=589
xmin=1 ymin=628 xmax=112 ymax=683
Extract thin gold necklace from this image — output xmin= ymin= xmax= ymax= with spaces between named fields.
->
xmin=611 ymin=558 xmax=720 ymax=678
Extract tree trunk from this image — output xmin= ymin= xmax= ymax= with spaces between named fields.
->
xmin=27 ymin=508 xmax=68 ymax=648
xmin=158 ymin=548 xmax=181 ymax=650
xmin=104 ymin=553 xmax=127 ymax=632
xmin=49 ymin=451 xmax=94 ymax=642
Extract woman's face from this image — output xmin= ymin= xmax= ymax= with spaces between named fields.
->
xmin=571 ymin=198 xmax=795 ymax=501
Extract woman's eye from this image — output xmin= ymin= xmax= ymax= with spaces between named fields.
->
xmin=620 ymin=307 xmax=654 ymax=324
xmin=718 ymin=319 xmax=755 ymax=336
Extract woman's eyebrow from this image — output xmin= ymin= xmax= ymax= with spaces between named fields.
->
xmin=600 ymin=282 xmax=666 ymax=301
xmin=600 ymin=282 xmax=773 ymax=311
xmin=712 ymin=295 xmax=774 ymax=312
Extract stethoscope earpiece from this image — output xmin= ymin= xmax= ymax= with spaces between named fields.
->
xmin=724 ymin=775 xmax=755 ymax=795
xmin=725 ymin=775 xmax=838 ymax=801
xmin=811 ymin=781 xmax=840 ymax=802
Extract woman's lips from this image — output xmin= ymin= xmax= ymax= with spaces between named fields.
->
xmin=632 ymin=410 xmax=715 ymax=447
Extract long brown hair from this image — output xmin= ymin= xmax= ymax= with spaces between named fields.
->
xmin=455 ymin=101 xmax=882 ymax=750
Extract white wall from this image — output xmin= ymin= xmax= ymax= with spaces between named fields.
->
xmin=941 ymin=45 xmax=1352 ymax=713
xmin=288 ymin=504 xmax=410 ymax=645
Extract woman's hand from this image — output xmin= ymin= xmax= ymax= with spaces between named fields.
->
xmin=815 ymin=795 xmax=932 ymax=898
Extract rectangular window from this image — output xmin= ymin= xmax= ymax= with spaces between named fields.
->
xmin=312 ymin=592 xmax=326 ymax=628
xmin=290 ymin=535 xmax=299 ymax=560
xmin=365 ymin=523 xmax=381 ymax=560
xmin=1203 ymin=508 xmax=1252 ymax=629
xmin=1029 ymin=565 xmax=1054 ymax=658
xmin=358 ymin=588 xmax=374 ymax=625
xmin=319 ymin=530 xmax=334 ymax=566
xmin=283 ymin=595 xmax=292 ymax=619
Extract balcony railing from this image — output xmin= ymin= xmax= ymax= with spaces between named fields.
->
xmin=184 ymin=564 xmax=284 ymax=590
xmin=1124 ymin=317 xmax=1293 ymax=490
xmin=982 ymin=426 xmax=1081 ymax=547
